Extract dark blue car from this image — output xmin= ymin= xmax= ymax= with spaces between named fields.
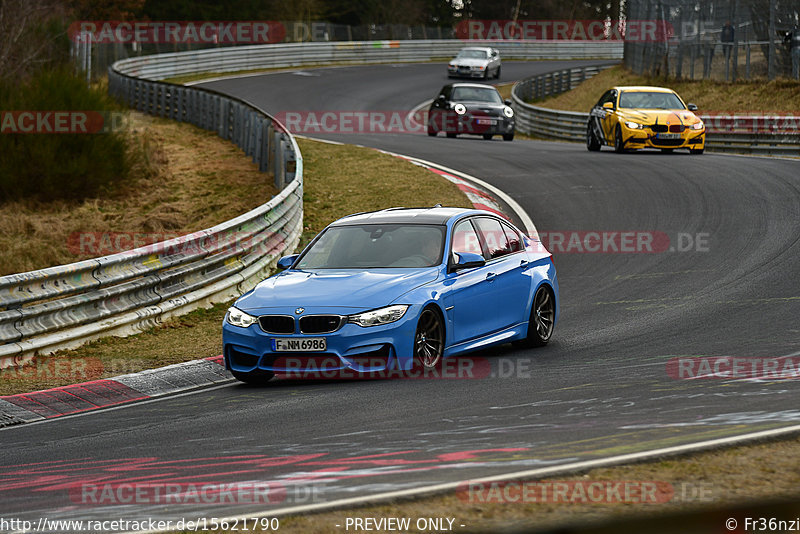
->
xmin=222 ymin=207 xmax=558 ymax=384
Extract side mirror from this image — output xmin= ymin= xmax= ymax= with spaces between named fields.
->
xmin=276 ymin=254 xmax=298 ymax=270
xmin=687 ymin=103 xmax=698 ymax=111
xmin=437 ymin=94 xmax=446 ymax=103
xmin=451 ymin=252 xmax=486 ymax=271
xmin=504 ymin=98 xmax=512 ymax=106
xmin=602 ymin=102 xmax=614 ymax=110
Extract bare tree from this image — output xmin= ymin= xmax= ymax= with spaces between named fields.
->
xmin=0 ymin=0 xmax=68 ymax=80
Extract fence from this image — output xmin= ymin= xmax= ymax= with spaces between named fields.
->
xmin=511 ymin=67 xmax=800 ymax=156
xmin=625 ymin=0 xmax=800 ymax=81
xmin=0 ymin=58 xmax=304 ymax=366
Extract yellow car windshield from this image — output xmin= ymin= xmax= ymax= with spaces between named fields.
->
xmin=619 ymin=91 xmax=685 ymax=110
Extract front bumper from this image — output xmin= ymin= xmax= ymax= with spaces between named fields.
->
xmin=620 ymin=124 xmax=706 ymax=150
xmin=222 ymin=305 xmax=421 ymax=376
xmin=431 ymin=111 xmax=515 ymax=136
xmin=448 ymin=65 xmax=487 ymax=78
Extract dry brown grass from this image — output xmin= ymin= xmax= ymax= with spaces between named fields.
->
xmin=536 ymin=64 xmax=800 ymax=113
xmin=0 ymin=112 xmax=275 ymax=275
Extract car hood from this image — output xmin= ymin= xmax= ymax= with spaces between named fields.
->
xmin=461 ymin=102 xmax=507 ymax=115
xmin=450 ymin=58 xmax=489 ymax=67
xmin=617 ymin=109 xmax=701 ymax=125
xmin=236 ymin=268 xmax=440 ymax=313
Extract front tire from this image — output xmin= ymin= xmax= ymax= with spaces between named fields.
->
xmin=503 ymin=133 xmax=514 ymax=141
xmin=495 ymin=66 xmax=501 ymax=79
xmin=586 ymin=123 xmax=601 ymax=151
xmin=519 ymin=285 xmax=555 ymax=347
xmin=614 ymin=125 xmax=625 ymax=153
xmin=413 ymin=307 xmax=444 ymax=369
xmin=231 ymin=369 xmax=275 ymax=385
xmin=483 ymin=134 xmax=493 ymax=140
xmin=446 ymin=132 xmax=456 ymax=138
xmin=690 ymin=147 xmax=705 ymax=154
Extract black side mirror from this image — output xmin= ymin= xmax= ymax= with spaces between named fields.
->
xmin=687 ymin=103 xmax=698 ymax=111
xmin=504 ymin=99 xmax=512 ymax=106
xmin=276 ymin=254 xmax=299 ymax=270
xmin=451 ymin=252 xmax=486 ymax=272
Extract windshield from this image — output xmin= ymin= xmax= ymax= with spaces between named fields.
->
xmin=618 ymin=91 xmax=686 ymax=110
xmin=451 ymin=87 xmax=503 ymax=104
xmin=456 ymin=49 xmax=488 ymax=59
xmin=295 ymin=224 xmax=445 ymax=269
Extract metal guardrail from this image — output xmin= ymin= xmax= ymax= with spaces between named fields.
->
xmin=119 ymin=40 xmax=623 ymax=81
xmin=0 ymin=59 xmax=304 ymax=364
xmin=511 ymin=67 xmax=800 ymax=156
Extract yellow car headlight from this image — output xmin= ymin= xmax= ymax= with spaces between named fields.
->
xmin=624 ymin=121 xmax=643 ymax=130
xmin=691 ymin=121 xmax=704 ymax=130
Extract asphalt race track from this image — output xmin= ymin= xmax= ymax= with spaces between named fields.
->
xmin=1 ymin=60 xmax=799 ymax=529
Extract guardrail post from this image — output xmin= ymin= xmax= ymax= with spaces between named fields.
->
xmin=273 ymin=131 xmax=285 ymax=190
xmin=283 ymin=137 xmax=296 ymax=185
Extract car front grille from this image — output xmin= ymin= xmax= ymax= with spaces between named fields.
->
xmin=258 ymin=315 xmax=295 ymax=334
xmin=299 ymin=315 xmax=345 ymax=334
xmin=650 ymin=124 xmax=685 ymax=133
xmin=651 ymin=138 xmax=684 ymax=147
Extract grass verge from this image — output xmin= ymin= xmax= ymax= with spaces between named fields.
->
xmin=0 ymin=137 xmax=470 ymax=396
xmin=533 ymin=64 xmax=800 ymax=113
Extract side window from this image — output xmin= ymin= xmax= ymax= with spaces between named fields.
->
xmin=596 ymin=90 xmax=611 ymax=108
xmin=501 ymin=222 xmax=523 ymax=253
xmin=474 ymin=217 xmax=511 ymax=259
xmin=451 ymin=219 xmax=483 ymax=259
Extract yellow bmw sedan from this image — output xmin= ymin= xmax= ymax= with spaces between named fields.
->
xmin=587 ymin=86 xmax=705 ymax=154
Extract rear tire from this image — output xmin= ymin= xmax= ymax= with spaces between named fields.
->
xmin=518 ymin=285 xmax=555 ymax=347
xmin=446 ymin=132 xmax=456 ymax=138
xmin=231 ymin=369 xmax=275 ymax=385
xmin=483 ymin=134 xmax=493 ymax=140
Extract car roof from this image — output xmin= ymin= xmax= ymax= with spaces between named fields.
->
xmin=448 ymin=82 xmax=500 ymax=90
xmin=331 ymin=206 xmax=486 ymax=226
xmin=458 ymin=46 xmax=493 ymax=52
xmin=614 ymin=86 xmax=678 ymax=93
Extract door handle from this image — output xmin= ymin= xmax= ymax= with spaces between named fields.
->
xmin=520 ymin=260 xmax=529 ymax=269
xmin=486 ymin=272 xmax=496 ymax=282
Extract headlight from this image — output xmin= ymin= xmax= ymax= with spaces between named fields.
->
xmin=226 ymin=306 xmax=258 ymax=328
xmin=453 ymin=103 xmax=466 ymax=115
xmin=348 ymin=305 xmax=409 ymax=327
xmin=503 ymin=106 xmax=514 ymax=118
xmin=624 ymin=121 xmax=642 ymax=129
xmin=691 ymin=121 xmax=704 ymax=130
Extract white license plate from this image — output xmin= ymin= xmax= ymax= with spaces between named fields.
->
xmin=476 ymin=119 xmax=495 ymax=125
xmin=272 ymin=338 xmax=327 ymax=352
xmin=657 ymin=133 xmax=681 ymax=139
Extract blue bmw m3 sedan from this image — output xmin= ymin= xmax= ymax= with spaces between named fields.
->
xmin=222 ymin=206 xmax=558 ymax=384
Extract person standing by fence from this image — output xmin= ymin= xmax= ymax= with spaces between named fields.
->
xmin=721 ymin=21 xmax=735 ymax=61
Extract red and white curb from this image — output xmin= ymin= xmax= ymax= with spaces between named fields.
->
xmin=0 ymin=356 xmax=231 ymax=428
